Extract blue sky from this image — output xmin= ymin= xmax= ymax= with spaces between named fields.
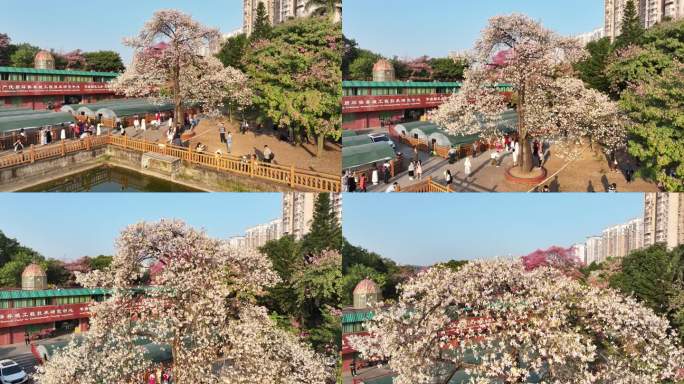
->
xmin=0 ymin=0 xmax=242 ymax=64
xmin=343 ymin=193 xmax=644 ymax=266
xmin=0 ymin=193 xmax=280 ymax=261
xmin=344 ymin=0 xmax=604 ymax=58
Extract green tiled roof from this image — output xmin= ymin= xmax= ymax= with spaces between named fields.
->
xmin=0 ymin=66 xmax=119 ymax=78
xmin=342 ymin=310 xmax=374 ymax=324
xmin=343 ymin=81 xmax=462 ymax=88
xmin=343 ymin=142 xmax=396 ymax=170
xmin=0 ymin=288 xmax=109 ymax=300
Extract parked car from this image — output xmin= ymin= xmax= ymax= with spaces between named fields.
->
xmin=368 ymin=133 xmax=396 ymax=150
xmin=0 ymin=360 xmax=28 ymax=384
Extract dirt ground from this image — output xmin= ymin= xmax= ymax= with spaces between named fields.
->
xmin=187 ymin=118 xmax=341 ymax=175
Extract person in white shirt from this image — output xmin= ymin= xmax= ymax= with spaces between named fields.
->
xmin=134 ymin=118 xmax=140 ymax=130
xmin=385 ymin=182 xmax=399 ymax=192
xmin=464 ymin=156 xmax=472 ymax=179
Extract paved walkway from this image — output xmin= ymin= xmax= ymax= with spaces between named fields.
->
xmin=363 ymin=128 xmax=658 ymax=192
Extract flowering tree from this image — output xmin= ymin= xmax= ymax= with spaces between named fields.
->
xmin=521 ymin=245 xmax=584 ymax=276
xmin=350 ymin=260 xmax=683 ymax=384
xmin=431 ymin=14 xmax=626 ymax=174
xmin=34 ymin=220 xmax=331 ymax=384
xmin=60 ymin=50 xmax=87 ymax=70
xmin=109 ymin=10 xmax=252 ymax=125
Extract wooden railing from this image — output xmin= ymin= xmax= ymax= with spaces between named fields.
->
xmin=0 ymin=135 xmax=341 ymax=192
xmin=396 ymin=176 xmax=452 ymax=193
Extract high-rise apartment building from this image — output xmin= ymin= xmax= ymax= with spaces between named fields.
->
xmin=643 ymin=193 xmax=684 ymax=249
xmin=244 ymin=218 xmax=283 ymax=248
xmin=605 ymin=0 xmax=684 ymax=41
xmin=282 ymin=193 xmax=342 ymax=240
xmin=572 ymin=243 xmax=587 ymax=264
xmin=575 ymin=28 xmax=606 ymax=46
xmin=243 ymin=0 xmax=314 ymax=36
xmin=585 ymin=236 xmax=604 ymax=264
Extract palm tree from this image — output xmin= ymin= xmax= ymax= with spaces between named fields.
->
xmin=305 ymin=0 xmax=342 ymax=21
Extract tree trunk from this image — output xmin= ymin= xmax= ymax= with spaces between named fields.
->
xmin=516 ymin=88 xmax=533 ymax=174
xmin=173 ymin=59 xmax=183 ymax=131
xmin=317 ymin=132 xmax=325 ymax=157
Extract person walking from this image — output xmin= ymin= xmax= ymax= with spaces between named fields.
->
xmin=383 ymin=162 xmax=391 ymax=184
xmin=342 ymin=171 xmax=349 ymax=192
xmin=219 ymin=123 xmax=226 ymax=143
xmin=13 ymin=138 xmax=23 ymax=153
xmin=408 ymin=161 xmax=415 ymax=181
xmin=513 ymin=140 xmax=520 ymax=166
xmin=359 ymin=172 xmax=367 ymax=192
xmin=464 ymin=156 xmax=472 ymax=179
xmin=141 ymin=118 xmax=147 ymax=132
xmin=24 ymin=331 xmax=30 ymax=346
xmin=371 ymin=167 xmax=379 ymax=185
xmin=263 ymin=145 xmax=273 ymax=163
xmin=226 ymin=132 xmax=233 ymax=154
xmin=96 ymin=123 xmax=102 ymax=136
xmin=444 ymin=169 xmax=453 ymax=186
xmin=133 ymin=117 xmax=140 ymax=130
xmin=472 ymin=141 xmax=478 ymax=158
xmin=416 ymin=160 xmax=423 ymax=180
xmin=60 ymin=126 xmax=66 ymax=141
xmin=348 ymin=172 xmax=357 ymax=192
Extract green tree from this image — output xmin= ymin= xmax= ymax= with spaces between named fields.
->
xmin=429 ymin=57 xmax=467 ymax=82
xmin=10 ymin=43 xmax=39 ymax=67
xmin=574 ymin=37 xmax=612 ymax=93
xmin=258 ymin=236 xmax=302 ymax=317
xmin=251 ymin=2 xmax=272 ymax=41
xmin=437 ymin=260 xmax=469 ymax=272
xmin=301 ymin=194 xmax=343 ymax=255
xmin=391 ymin=57 xmax=410 ymax=80
xmin=605 ymin=45 xmax=672 ymax=96
xmin=216 ymin=33 xmax=248 ymax=71
xmin=88 ymin=255 xmax=114 ymax=271
xmin=83 ymin=51 xmax=125 ymax=72
xmin=0 ymin=33 xmax=13 ymax=66
xmin=307 ymin=306 xmax=341 ymax=355
xmin=0 ymin=230 xmax=21 ymax=266
xmin=615 ymin=0 xmax=645 ymax=49
xmin=342 ymin=35 xmax=359 ymax=80
xmin=41 ymin=259 xmax=71 ymax=287
xmin=0 ymin=249 xmax=41 ymax=287
xmin=292 ymin=251 xmax=342 ymax=327
xmin=610 ymin=244 xmax=684 ymax=337
xmin=347 ymin=49 xmax=382 ymax=80
xmin=244 ymin=17 xmax=342 ymax=155
xmin=620 ymin=62 xmax=684 ymax=190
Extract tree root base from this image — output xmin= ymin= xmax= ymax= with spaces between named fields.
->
xmin=505 ymin=166 xmax=548 ymax=185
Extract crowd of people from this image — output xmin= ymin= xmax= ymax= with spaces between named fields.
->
xmin=342 ymin=161 xmax=393 ymax=192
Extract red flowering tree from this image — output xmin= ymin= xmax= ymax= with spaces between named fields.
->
xmin=522 ymin=245 xmax=584 ymax=278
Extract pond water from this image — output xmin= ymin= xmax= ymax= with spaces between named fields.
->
xmin=21 ymin=166 xmax=201 ymax=192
